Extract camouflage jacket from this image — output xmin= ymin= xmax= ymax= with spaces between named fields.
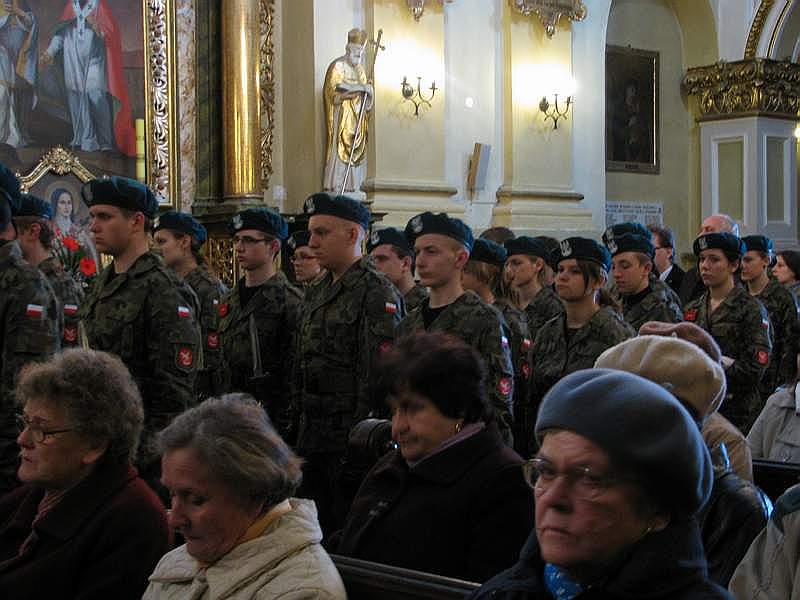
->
xmin=753 ymin=278 xmax=799 ymax=397
xmin=219 ymin=271 xmax=302 ymax=433
xmin=399 ymin=291 xmax=515 ymax=437
xmin=39 ymin=256 xmax=84 ymax=348
xmin=621 ymin=283 xmax=683 ymax=333
xmin=0 ymin=241 xmax=60 ymax=492
xmin=186 ymin=266 xmax=228 ymax=399
xmin=404 ymin=283 xmax=428 ymax=313
xmin=610 ymin=274 xmax=683 ymax=310
xmin=80 ymin=251 xmax=201 ymax=468
xmin=496 ymin=298 xmax=533 ymax=456
xmin=531 ymin=307 xmax=635 ymax=410
xmin=296 ymin=257 xmax=403 ymax=454
xmin=684 ymin=285 xmax=772 ymax=432
xmin=524 ymin=286 xmax=564 ymax=343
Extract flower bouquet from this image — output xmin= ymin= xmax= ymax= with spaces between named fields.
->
xmin=54 ymin=235 xmax=98 ymax=289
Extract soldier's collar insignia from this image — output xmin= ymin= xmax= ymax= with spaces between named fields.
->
xmin=560 ymin=239 xmax=572 ymax=257
xmin=604 ymin=227 xmax=614 ymax=241
xmin=287 ymin=237 xmax=296 ymax=249
xmin=607 ymin=238 xmax=617 ymax=254
xmin=411 ymin=216 xmax=423 ymax=234
xmin=232 ymin=214 xmax=243 ymax=230
xmin=305 ymin=197 xmax=316 ymax=213
xmin=370 ymin=230 xmax=380 ymax=246
xmin=698 ymin=236 xmax=708 ymax=250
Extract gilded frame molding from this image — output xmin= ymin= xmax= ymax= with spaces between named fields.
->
xmin=17 ymin=146 xmax=95 ymax=192
xmin=260 ymin=0 xmax=275 ymax=186
xmin=745 ymin=0 xmax=777 ymax=59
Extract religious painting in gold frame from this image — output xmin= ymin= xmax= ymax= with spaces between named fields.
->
xmin=0 ymin=0 xmax=178 ymax=207
xmin=605 ymin=45 xmax=660 ymax=175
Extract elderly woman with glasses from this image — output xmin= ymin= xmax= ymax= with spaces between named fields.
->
xmin=469 ymin=369 xmax=731 ymax=599
xmin=143 ymin=394 xmax=346 ymax=599
xmin=0 ymin=349 xmax=170 ymax=600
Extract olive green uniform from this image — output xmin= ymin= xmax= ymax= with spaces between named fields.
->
xmin=523 ymin=286 xmax=564 ymax=344
xmin=39 ymin=255 xmax=84 ymax=348
xmin=0 ymin=241 xmax=60 ymax=493
xmin=751 ymin=278 xmax=799 ymax=400
xmin=404 ymin=282 xmax=428 ymax=313
xmin=621 ymin=283 xmax=683 ymax=333
xmin=185 ymin=266 xmax=228 ymax=399
xmin=684 ymin=285 xmax=772 ymax=432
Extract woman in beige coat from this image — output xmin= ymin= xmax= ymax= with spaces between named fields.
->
xmin=143 ymin=395 xmax=346 ymax=600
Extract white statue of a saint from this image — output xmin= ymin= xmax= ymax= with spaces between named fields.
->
xmin=323 ymin=28 xmax=373 ymax=193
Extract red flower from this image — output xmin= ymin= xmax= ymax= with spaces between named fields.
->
xmin=62 ymin=237 xmax=79 ymax=252
xmin=79 ymin=257 xmax=97 ymax=276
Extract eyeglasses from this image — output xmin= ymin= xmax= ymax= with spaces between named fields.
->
xmin=233 ymin=235 xmax=269 ymax=246
xmin=522 ymin=457 xmax=628 ymax=501
xmin=16 ymin=414 xmax=74 ymax=444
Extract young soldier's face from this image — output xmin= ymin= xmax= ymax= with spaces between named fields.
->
xmin=506 ymin=254 xmax=539 ymax=289
xmin=740 ymin=251 xmax=769 ymax=283
xmin=555 ymin=259 xmax=600 ymax=302
xmin=308 ymin=214 xmax=356 ymax=271
xmin=698 ymin=249 xmax=737 ymax=288
xmin=232 ymin=228 xmax=273 ymax=272
xmin=414 ymin=234 xmax=465 ymax=289
xmin=291 ymin=246 xmax=321 ymax=283
xmin=370 ymin=244 xmax=405 ymax=287
xmin=88 ymin=204 xmax=137 ymax=256
xmin=612 ymin=252 xmax=650 ymax=296
xmin=153 ymin=229 xmax=185 ymax=269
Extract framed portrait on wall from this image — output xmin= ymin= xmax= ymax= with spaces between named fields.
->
xmin=0 ymin=0 xmax=178 ymax=206
xmin=605 ymin=45 xmax=660 ymax=174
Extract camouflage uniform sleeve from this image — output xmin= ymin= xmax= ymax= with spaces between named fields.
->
xmin=357 ymin=278 xmax=402 ymax=419
xmin=776 ymin=291 xmax=800 ymax=385
xmin=726 ymin=299 xmax=772 ymax=390
xmin=278 ymin=288 xmax=302 ymax=438
xmin=479 ymin=312 xmax=515 ymax=440
xmin=139 ymin=280 xmax=201 ymax=465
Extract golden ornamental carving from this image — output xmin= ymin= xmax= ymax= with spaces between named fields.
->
xmin=745 ymin=0 xmax=776 ymax=59
xmin=260 ymin=0 xmax=275 ymax=186
xmin=17 ymin=147 xmax=95 ymax=191
xmin=682 ymin=58 xmax=800 ymax=120
xmin=509 ymin=0 xmax=587 ymax=37
xmin=207 ymin=237 xmax=238 ymax=288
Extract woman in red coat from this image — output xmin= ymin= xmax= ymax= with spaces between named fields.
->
xmin=0 ymin=349 xmax=169 ymax=600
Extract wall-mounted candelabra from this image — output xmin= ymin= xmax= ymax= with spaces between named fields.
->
xmin=401 ymin=76 xmax=438 ymax=117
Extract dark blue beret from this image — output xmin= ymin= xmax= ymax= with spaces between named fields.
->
xmin=81 ymin=177 xmax=159 ymax=218
xmin=470 ymin=238 xmax=507 ymax=267
xmin=603 ymin=222 xmax=652 ymax=245
xmin=693 ymin=232 xmax=745 ymax=259
xmin=552 ymin=237 xmax=612 ymax=272
xmin=504 ymin=236 xmax=551 ymax=261
xmin=536 ymin=368 xmax=713 ymax=517
xmin=304 ymin=192 xmax=370 ymax=230
xmin=605 ymin=232 xmax=655 ymax=258
xmin=367 ymin=227 xmax=413 ymax=255
xmin=0 ymin=162 xmax=20 ymax=213
xmin=287 ymin=230 xmax=310 ymax=251
xmin=16 ymin=194 xmax=52 ymax=219
xmin=229 ymin=207 xmax=288 ymax=241
xmin=742 ymin=235 xmax=773 ymax=255
xmin=404 ymin=212 xmax=474 ymax=252
xmin=154 ymin=211 xmax=208 ymax=245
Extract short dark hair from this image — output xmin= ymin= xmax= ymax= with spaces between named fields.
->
xmin=648 ymin=224 xmax=674 ymax=249
xmin=390 ymin=243 xmax=415 ymax=272
xmin=13 ymin=216 xmax=56 ymax=250
xmin=378 ymin=332 xmax=491 ymax=424
xmin=480 ymin=227 xmax=515 ymax=245
xmin=778 ymin=250 xmax=800 ymax=281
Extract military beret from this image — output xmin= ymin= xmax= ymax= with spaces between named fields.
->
xmin=0 ymin=161 xmax=20 ymax=212
xmin=367 ymin=227 xmax=413 ymax=255
xmin=287 ymin=230 xmax=310 ymax=251
xmin=81 ymin=176 xmax=159 ymax=218
xmin=742 ymin=235 xmax=773 ymax=255
xmin=16 ymin=194 xmax=53 ymax=219
xmin=552 ymin=237 xmax=612 ymax=272
xmin=602 ymin=222 xmax=652 ymax=245
xmin=605 ymin=232 xmax=655 ymax=258
xmin=228 ymin=207 xmax=288 ymax=241
xmin=469 ymin=238 xmax=507 ymax=267
xmin=0 ymin=195 xmax=11 ymax=230
xmin=304 ymin=192 xmax=370 ymax=230
xmin=504 ymin=236 xmax=551 ymax=261
xmin=692 ymin=232 xmax=745 ymax=259
xmin=404 ymin=212 xmax=474 ymax=252
xmin=154 ymin=210 xmax=208 ymax=245
xmin=536 ymin=368 xmax=713 ymax=517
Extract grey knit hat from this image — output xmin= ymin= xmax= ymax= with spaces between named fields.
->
xmin=536 ymin=368 xmax=713 ymax=517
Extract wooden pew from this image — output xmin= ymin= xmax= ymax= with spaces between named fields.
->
xmin=331 ymin=555 xmax=481 ymax=600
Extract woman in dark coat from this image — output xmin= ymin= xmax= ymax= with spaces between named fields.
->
xmin=334 ymin=331 xmax=534 ymax=583
xmin=469 ymin=369 xmax=731 ymax=599
xmin=0 ymin=349 xmax=170 ymax=600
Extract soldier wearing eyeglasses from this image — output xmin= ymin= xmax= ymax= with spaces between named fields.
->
xmin=218 ymin=208 xmax=302 ymax=438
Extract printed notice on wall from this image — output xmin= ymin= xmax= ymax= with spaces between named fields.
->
xmin=605 ymin=201 xmax=664 ymax=227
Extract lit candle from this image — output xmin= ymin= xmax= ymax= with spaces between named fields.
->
xmin=135 ymin=118 xmax=146 ymax=182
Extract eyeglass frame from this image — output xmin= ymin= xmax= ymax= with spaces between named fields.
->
xmin=15 ymin=414 xmax=75 ymax=444
xmin=232 ymin=234 xmax=271 ymax=246
xmin=522 ymin=456 xmax=633 ymax=501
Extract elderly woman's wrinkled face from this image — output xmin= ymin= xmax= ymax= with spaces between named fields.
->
xmin=389 ymin=390 xmax=461 ymax=463
xmin=534 ymin=431 xmax=665 ymax=582
xmin=162 ymin=447 xmax=262 ymax=563
xmin=17 ymin=397 xmax=102 ymax=490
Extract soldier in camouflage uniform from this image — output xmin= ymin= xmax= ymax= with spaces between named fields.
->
xmin=216 ymin=208 xmax=302 ymax=435
xmin=530 ymin=238 xmax=635 ymax=417
xmin=683 ymin=232 xmax=772 ymax=433
xmin=296 ymin=192 xmax=403 ymax=535
xmin=13 ymin=194 xmax=84 ymax=347
xmin=79 ymin=177 xmax=201 ymax=492
xmin=287 ymin=230 xmax=326 ymax=290
xmin=505 ymin=236 xmax=564 ymax=346
xmin=367 ymin=226 xmax=428 ymax=312
xmin=741 ymin=235 xmax=799 ymax=401
xmin=603 ymin=225 xmax=682 ymax=332
xmin=462 ymin=237 xmax=532 ymax=455
xmin=153 ymin=211 xmax=228 ymax=399
xmin=0 ymin=171 xmax=60 ymax=494
xmin=398 ymin=212 xmax=515 ymax=442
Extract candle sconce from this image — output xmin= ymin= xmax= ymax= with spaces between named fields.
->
xmin=539 ymin=93 xmax=572 ymax=130
xmin=401 ymin=76 xmax=438 ymax=117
